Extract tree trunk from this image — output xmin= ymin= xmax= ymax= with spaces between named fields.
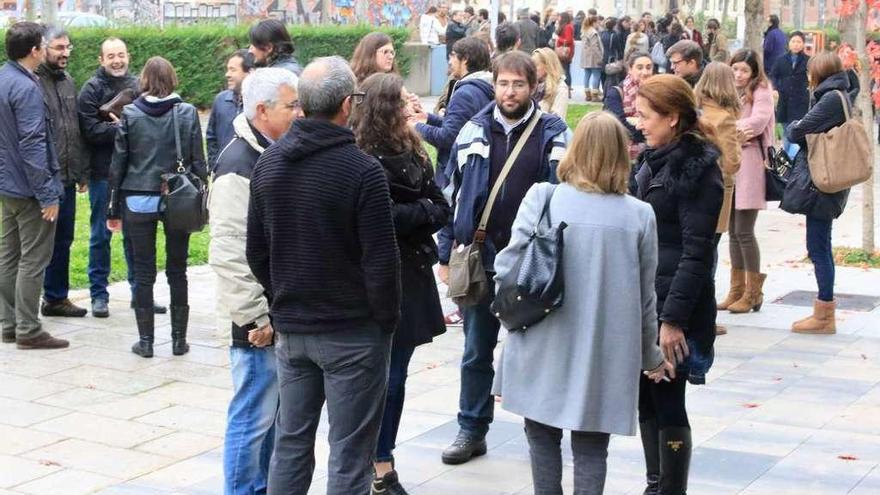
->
xmin=744 ymin=0 xmax=763 ymax=52
xmin=839 ymin=2 xmax=876 ymax=253
xmin=722 ymin=0 xmax=730 ymax=22
xmin=44 ymin=0 xmax=58 ymax=25
xmin=818 ymin=0 xmax=826 ymax=27
xmin=793 ymin=0 xmax=805 ymax=29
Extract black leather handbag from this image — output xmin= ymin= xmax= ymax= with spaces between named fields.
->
xmin=764 ymin=145 xmax=793 ymax=202
xmin=160 ymin=105 xmax=208 ymax=233
xmin=490 ymin=186 xmax=567 ymax=332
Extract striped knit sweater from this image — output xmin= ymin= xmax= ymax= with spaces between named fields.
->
xmin=246 ymin=118 xmax=401 ymax=334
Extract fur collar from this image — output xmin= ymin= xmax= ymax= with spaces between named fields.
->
xmin=641 ymin=132 xmax=720 ymax=198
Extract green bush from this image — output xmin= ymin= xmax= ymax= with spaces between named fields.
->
xmin=0 ymin=24 xmax=410 ymax=108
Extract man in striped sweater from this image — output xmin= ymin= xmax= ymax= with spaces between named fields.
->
xmin=246 ymin=56 xmax=400 ymax=495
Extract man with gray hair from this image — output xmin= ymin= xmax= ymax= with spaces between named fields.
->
xmin=514 ymin=7 xmax=540 ymax=52
xmin=209 ymin=67 xmax=302 ymax=495
xmin=246 ymin=56 xmax=400 ymax=495
xmin=667 ymin=39 xmax=704 ymax=87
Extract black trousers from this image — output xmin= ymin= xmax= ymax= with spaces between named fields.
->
xmin=122 ymin=205 xmax=190 ymax=309
xmin=638 ymin=373 xmax=689 ymax=429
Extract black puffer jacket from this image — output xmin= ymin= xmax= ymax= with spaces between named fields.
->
xmin=36 ymin=64 xmax=89 ymax=186
xmin=783 ymin=71 xmax=853 ymax=221
xmin=373 ymin=149 xmax=451 ymax=348
xmin=633 ymin=133 xmax=723 ymax=384
xmin=108 ymin=96 xmax=206 ymax=218
xmin=77 ymin=67 xmax=138 ymax=180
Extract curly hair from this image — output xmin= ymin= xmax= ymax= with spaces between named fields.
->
xmin=350 ymin=73 xmax=427 ymax=161
xmin=350 ymin=32 xmax=397 ymax=84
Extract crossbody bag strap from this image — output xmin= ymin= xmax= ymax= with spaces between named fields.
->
xmin=835 ymin=90 xmax=851 ymax=121
xmin=475 ymin=109 xmax=543 ymax=240
xmin=171 ymin=103 xmax=184 ymax=173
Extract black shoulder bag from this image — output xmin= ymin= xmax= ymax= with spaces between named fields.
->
xmin=160 ymin=104 xmax=208 ymax=233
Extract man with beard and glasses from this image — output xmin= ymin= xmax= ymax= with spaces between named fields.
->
xmin=435 ymin=50 xmax=570 ymax=465
xmin=247 ymin=19 xmax=302 ymax=75
xmin=206 ymin=49 xmax=254 ymax=170
xmin=36 ymin=26 xmax=90 ymax=318
xmin=77 ymin=37 xmax=160 ymax=318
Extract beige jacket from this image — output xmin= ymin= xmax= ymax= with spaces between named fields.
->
xmin=539 ymin=80 xmax=569 ymax=121
xmin=700 ymin=99 xmax=741 ymax=233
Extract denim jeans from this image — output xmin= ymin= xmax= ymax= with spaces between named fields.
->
xmin=375 ymin=342 xmax=416 ymax=462
xmin=268 ymin=325 xmax=391 ymax=495
xmin=224 ymin=346 xmax=278 ymax=495
xmin=524 ymin=418 xmax=610 ymax=495
xmin=458 ymin=278 xmax=501 ymax=439
xmin=88 ymin=179 xmax=136 ymax=302
xmin=584 ymin=68 xmax=602 ymax=90
xmin=806 ymin=215 xmax=835 ymax=301
xmin=43 ymin=185 xmax=77 ymax=302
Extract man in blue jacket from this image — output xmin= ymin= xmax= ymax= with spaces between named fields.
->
xmin=206 ymin=49 xmax=254 ymax=170
xmin=436 ymin=51 xmax=570 ymax=465
xmin=0 ymin=22 xmax=69 ymax=350
xmin=763 ymin=15 xmax=788 ymax=78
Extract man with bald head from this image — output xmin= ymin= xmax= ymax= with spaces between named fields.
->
xmin=247 ymin=56 xmax=399 ymax=495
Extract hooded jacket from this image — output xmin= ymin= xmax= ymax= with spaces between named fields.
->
xmin=36 ymin=63 xmax=89 ymax=186
xmin=416 ymin=70 xmax=494 ymax=171
xmin=77 ymin=67 xmax=138 ymax=180
xmin=0 ymin=61 xmax=62 ymax=208
xmin=246 ymin=119 xmax=401 ymax=334
xmin=633 ymin=133 xmax=723 ymax=384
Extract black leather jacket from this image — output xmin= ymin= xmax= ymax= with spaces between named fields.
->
xmin=77 ymin=67 xmax=138 ymax=180
xmin=108 ymin=96 xmax=206 ymax=218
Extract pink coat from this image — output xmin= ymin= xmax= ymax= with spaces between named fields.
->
xmin=735 ymin=84 xmax=776 ymax=210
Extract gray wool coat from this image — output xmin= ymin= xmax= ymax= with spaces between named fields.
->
xmin=492 ymin=183 xmax=665 ymax=435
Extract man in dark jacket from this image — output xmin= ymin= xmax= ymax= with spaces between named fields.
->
xmin=413 ymin=37 xmax=494 ymax=173
xmin=667 ymin=40 xmax=703 ymax=87
xmin=763 ymin=15 xmax=788 ymax=78
xmin=514 ymin=7 xmax=540 ymax=52
xmin=248 ymin=19 xmax=302 ymax=75
xmin=445 ymin=10 xmax=468 ymax=58
xmin=37 ymin=26 xmax=90 ymax=318
xmin=206 ymin=49 xmax=253 ymax=170
xmin=0 ymin=22 xmax=68 ymax=350
xmin=247 ymin=56 xmax=399 ymax=495
xmin=436 ymin=51 xmax=570 ymax=465
xmin=77 ymin=37 xmax=152 ymax=318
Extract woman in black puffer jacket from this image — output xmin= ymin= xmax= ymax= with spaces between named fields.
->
xmin=107 ymin=57 xmax=207 ymax=358
xmin=631 ymin=74 xmax=724 ymax=495
xmin=783 ymin=53 xmax=854 ymax=334
xmin=350 ymin=72 xmax=451 ymax=493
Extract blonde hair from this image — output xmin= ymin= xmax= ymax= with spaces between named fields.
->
xmin=695 ymin=62 xmax=741 ymax=114
xmin=557 ymin=112 xmax=632 ymax=194
xmin=532 ymin=48 xmax=565 ymax=109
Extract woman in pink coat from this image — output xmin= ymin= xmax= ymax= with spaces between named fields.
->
xmin=719 ymin=49 xmax=775 ymax=315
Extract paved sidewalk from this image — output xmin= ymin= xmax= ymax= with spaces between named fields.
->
xmin=2 ymin=179 xmax=880 ymax=494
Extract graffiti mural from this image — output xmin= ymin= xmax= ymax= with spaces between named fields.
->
xmin=366 ymin=0 xmax=432 ymax=28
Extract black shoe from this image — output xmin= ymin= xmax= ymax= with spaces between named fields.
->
xmin=131 ymin=308 xmax=154 ymax=358
xmin=92 ymin=299 xmax=109 ymax=318
xmin=130 ymin=301 xmax=167 ymax=314
xmin=441 ymin=431 xmax=487 ymax=465
xmin=41 ymin=299 xmax=87 ymax=317
xmin=640 ymin=419 xmax=660 ymax=495
xmin=2 ymin=332 xmax=15 ymax=344
xmin=371 ymin=470 xmax=409 ymax=495
xmin=659 ymin=427 xmax=692 ymax=495
xmin=170 ymin=305 xmax=189 ymax=356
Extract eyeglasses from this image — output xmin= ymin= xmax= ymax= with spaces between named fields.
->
xmin=284 ymin=100 xmax=302 ymax=110
xmin=669 ymin=58 xmax=686 ymax=67
xmin=350 ymin=92 xmax=366 ymax=105
xmin=496 ymin=80 xmax=530 ymax=93
xmin=49 ymin=44 xmax=74 ymax=52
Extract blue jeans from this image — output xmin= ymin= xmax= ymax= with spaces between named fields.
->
xmin=43 ymin=185 xmax=77 ymax=302
xmin=88 ymin=179 xmax=136 ymax=302
xmin=375 ymin=342 xmax=416 ymax=462
xmin=584 ymin=67 xmax=602 ymax=90
xmin=458 ymin=279 xmax=501 ymax=439
xmin=224 ymin=346 xmax=279 ymax=495
xmin=806 ymin=216 xmax=835 ymax=301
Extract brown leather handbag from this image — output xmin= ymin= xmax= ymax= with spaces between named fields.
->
xmin=99 ymin=88 xmax=137 ymax=121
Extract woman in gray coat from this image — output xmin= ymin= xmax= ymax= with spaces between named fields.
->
xmin=492 ymin=112 xmax=672 ymax=494
xmin=580 ymin=15 xmax=604 ymax=101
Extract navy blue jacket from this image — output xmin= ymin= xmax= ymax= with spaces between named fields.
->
xmin=763 ymin=27 xmax=788 ymax=78
xmin=770 ymin=52 xmax=810 ymax=124
xmin=206 ymin=89 xmax=241 ymax=171
xmin=416 ymin=71 xmax=494 ymax=173
xmin=0 ymin=61 xmax=62 ymax=207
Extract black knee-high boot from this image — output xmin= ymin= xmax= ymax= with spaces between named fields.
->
xmin=640 ymin=419 xmax=660 ymax=495
xmin=131 ymin=308 xmax=154 ymax=358
xmin=659 ymin=426 xmax=692 ymax=495
xmin=170 ymin=305 xmax=189 ymax=356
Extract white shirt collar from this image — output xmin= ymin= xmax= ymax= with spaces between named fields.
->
xmin=493 ymin=101 xmax=536 ymax=135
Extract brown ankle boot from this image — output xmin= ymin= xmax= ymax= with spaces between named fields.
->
xmin=584 ymin=90 xmax=594 ymax=102
xmin=728 ymin=272 xmax=766 ymax=313
xmin=792 ymin=299 xmax=836 ymax=334
xmin=718 ymin=269 xmax=745 ymax=310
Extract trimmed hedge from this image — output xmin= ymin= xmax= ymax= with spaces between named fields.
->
xmin=0 ymin=24 xmax=410 ymax=108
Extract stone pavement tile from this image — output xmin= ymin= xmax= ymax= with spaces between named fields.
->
xmin=139 ymin=359 xmax=230 ymax=388
xmin=387 ymin=443 xmax=456 ymax=487
xmin=43 ymin=365 xmax=170 ymax=395
xmin=92 ymin=483 xmax=175 ymax=494
xmin=404 ymin=383 xmax=462 ymax=416
xmin=53 ymin=327 xmax=170 ymax=351
xmin=406 ymin=363 xmax=461 ymax=388
xmin=699 ymin=420 xmax=814 ymax=457
xmin=13 ymin=468 xmax=120 ymax=495
xmin=135 ymin=431 xmax=222 ymax=459
xmin=75 ymin=394 xmax=172 ymax=420
xmin=395 ymin=410 xmax=457 ymax=444
xmin=0 ymin=424 xmax=65 ymax=455
xmin=0 ymin=353 xmax=80 ymax=378
xmin=128 ymin=449 xmax=220 ymax=492
xmin=744 ymin=397 xmax=847 ymax=429
xmin=775 ymin=376 xmax=875 ymax=405
xmin=151 ymin=342 xmax=229 ymax=367
xmin=854 ymin=383 xmax=880 ymax=406
xmin=408 ymin=460 xmax=532 ymax=494
xmin=688 ymin=447 xmax=781 ymax=490
xmin=33 ymin=387 xmax=123 ymax=410
xmin=45 ymin=345 xmax=171 ymax=373
xmin=713 ymin=326 xmax=790 ymax=352
xmin=701 ymin=376 xmax=788 ymax=401
xmin=404 ymin=418 xmax=523 ymax=452
xmin=32 ymin=411 xmax=174 ymax=449
xmin=0 ymin=397 xmax=70 ymax=427
xmin=134 ymin=404 xmax=226 ymax=436
xmin=740 ymin=447 xmax=874 ymax=494
xmin=716 ymin=305 xmax=812 ymax=332
xmin=799 ymin=429 xmax=880 ymax=464
xmin=184 ymin=472 xmax=224 ymax=495
xmin=774 ymin=333 xmax=860 ymax=356
xmin=849 ymin=466 xmax=880 ymax=495
xmin=0 ymin=372 xmax=74 ymax=401
xmin=808 ymin=356 xmax=880 ymax=383
xmin=0 ymin=454 xmax=62 ymax=489
xmin=683 ymin=388 xmax=758 ymax=422
xmin=132 ymin=381 xmax=231 ymax=413
xmin=22 ymin=438 xmax=175 ymax=480
xmin=837 ymin=337 xmax=880 ymax=360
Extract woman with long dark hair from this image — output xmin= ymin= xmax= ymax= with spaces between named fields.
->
xmin=632 ymin=74 xmax=723 ymax=495
xmin=350 ymin=72 xmax=451 ymax=495
xmin=350 ymin=32 xmax=399 ymax=84
xmin=555 ymin=11 xmax=575 ymax=96
xmin=107 ymin=57 xmax=207 ymax=358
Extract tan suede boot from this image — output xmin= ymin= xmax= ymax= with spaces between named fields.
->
xmin=591 ymin=89 xmax=601 ymax=102
xmin=584 ymin=90 xmax=594 ymax=102
xmin=717 ymin=268 xmax=745 ymax=310
xmin=792 ymin=300 xmax=837 ymax=334
xmin=728 ymin=272 xmax=766 ymax=313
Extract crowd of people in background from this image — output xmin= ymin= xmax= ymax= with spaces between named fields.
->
xmin=0 ymin=4 xmax=867 ymax=495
